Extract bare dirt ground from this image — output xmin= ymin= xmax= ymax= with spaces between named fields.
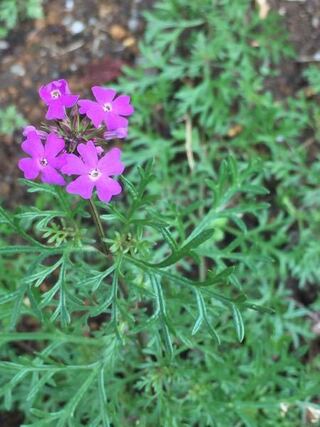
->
xmin=1 ymin=1 xmax=320 ymax=205
xmin=0 ymin=0 xmax=153 ymax=205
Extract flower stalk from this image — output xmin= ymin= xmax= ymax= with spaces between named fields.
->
xmin=88 ymin=198 xmax=129 ymax=299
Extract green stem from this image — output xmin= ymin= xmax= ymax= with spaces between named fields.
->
xmin=88 ymin=199 xmax=129 ymax=298
xmin=88 ymin=199 xmax=108 ymax=256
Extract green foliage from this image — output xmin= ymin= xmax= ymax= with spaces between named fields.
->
xmin=0 ymin=105 xmax=26 ymax=135
xmin=0 ymin=0 xmax=320 ymax=426
xmin=0 ymin=0 xmax=43 ymax=38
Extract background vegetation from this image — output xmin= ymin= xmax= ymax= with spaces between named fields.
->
xmin=0 ymin=0 xmax=319 ymax=426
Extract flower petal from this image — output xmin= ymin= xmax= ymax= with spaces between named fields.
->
xmin=104 ymin=127 xmax=128 ymax=140
xmin=22 ymin=131 xmax=44 ymax=158
xmin=61 ymin=154 xmax=89 ymax=175
xmin=66 ymin=175 xmax=95 ymax=199
xmin=104 ymin=113 xmax=128 ymax=131
xmin=77 ymin=141 xmax=99 ymax=168
xmin=92 ymin=86 xmax=116 ymax=104
xmin=98 ymin=148 xmax=125 ymax=175
xmin=41 ymin=165 xmax=65 ymax=185
xmin=23 ymin=125 xmax=37 ymax=137
xmin=44 ymin=133 xmax=65 ymax=160
xmin=112 ymin=95 xmax=134 ymax=116
xmin=39 ymin=85 xmax=51 ymax=104
xmin=96 ymin=177 xmax=122 ymax=203
xmin=78 ymin=99 xmax=96 ymax=114
xmin=56 ymin=79 xmax=69 ymax=94
xmin=51 ymin=153 xmax=67 ymax=170
xmin=86 ymin=104 xmax=105 ymax=128
xmin=45 ymin=101 xmax=66 ymax=120
xmin=61 ymin=94 xmax=79 ymax=108
xmin=18 ymin=158 xmax=40 ymax=180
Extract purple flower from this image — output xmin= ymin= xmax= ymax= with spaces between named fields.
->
xmin=78 ymin=86 xmax=134 ymax=130
xmin=18 ymin=130 xmax=66 ymax=185
xmin=23 ymin=125 xmax=48 ymax=139
xmin=61 ymin=140 xmax=124 ymax=202
xmin=39 ymin=79 xmax=79 ymax=120
xmin=96 ymin=146 xmax=104 ymax=156
xmin=104 ymin=127 xmax=128 ymax=141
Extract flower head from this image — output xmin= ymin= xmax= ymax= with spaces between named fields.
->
xmin=23 ymin=125 xmax=48 ymax=139
xmin=104 ymin=127 xmax=128 ymax=141
xmin=18 ymin=130 xmax=66 ymax=185
xmin=39 ymin=79 xmax=79 ymax=120
xmin=78 ymin=86 xmax=134 ymax=130
xmin=61 ymin=141 xmax=124 ymax=202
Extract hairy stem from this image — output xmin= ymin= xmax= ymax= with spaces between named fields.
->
xmin=88 ymin=198 xmax=128 ymax=298
xmin=88 ymin=199 xmax=107 ymax=254
xmin=88 ymin=200 xmax=147 ymax=351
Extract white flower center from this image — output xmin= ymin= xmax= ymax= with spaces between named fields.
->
xmin=51 ymin=89 xmax=61 ymax=99
xmin=89 ymin=168 xmax=102 ymax=181
xmin=39 ymin=158 xmax=48 ymax=167
xmin=103 ymin=102 xmax=112 ymax=112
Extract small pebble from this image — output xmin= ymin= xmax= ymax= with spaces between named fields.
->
xmin=89 ymin=17 xmax=97 ymax=26
xmin=62 ymin=16 xmax=73 ymax=27
xmin=10 ymin=64 xmax=26 ymax=76
xmin=278 ymin=7 xmax=286 ymax=16
xmin=312 ymin=17 xmax=319 ymax=28
xmin=128 ymin=17 xmax=139 ymax=32
xmin=0 ymin=40 xmax=9 ymax=50
xmin=313 ymin=51 xmax=320 ymax=61
xmin=70 ymin=21 xmax=85 ymax=35
xmin=65 ymin=0 xmax=74 ymax=11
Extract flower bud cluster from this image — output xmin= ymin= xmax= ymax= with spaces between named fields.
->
xmin=18 ymin=79 xmax=134 ymax=203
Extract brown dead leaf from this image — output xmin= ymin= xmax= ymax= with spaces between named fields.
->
xmin=306 ymin=406 xmax=320 ymax=424
xmin=227 ymin=124 xmax=243 ymax=138
xmin=304 ymin=86 xmax=317 ymax=98
xmin=109 ymin=25 xmax=128 ymax=41
xmin=250 ymin=40 xmax=260 ymax=48
xmin=98 ymin=4 xmax=114 ymax=19
xmin=123 ymin=37 xmax=137 ymax=49
xmin=255 ymin=0 xmax=270 ymax=20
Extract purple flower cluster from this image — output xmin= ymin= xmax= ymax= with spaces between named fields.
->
xmin=18 ymin=79 xmax=134 ymax=203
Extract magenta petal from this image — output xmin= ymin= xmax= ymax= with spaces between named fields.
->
xmin=23 ymin=125 xmax=37 ymax=137
xmin=112 ymin=95 xmax=134 ymax=116
xmin=86 ymin=104 xmax=105 ymax=128
xmin=105 ymin=113 xmax=128 ymax=131
xmin=66 ymin=175 xmax=95 ymax=199
xmin=98 ymin=148 xmax=125 ymax=175
xmin=39 ymin=85 xmax=51 ymax=104
xmin=51 ymin=153 xmax=67 ymax=170
xmin=96 ymin=186 xmax=112 ymax=203
xmin=77 ymin=141 xmax=98 ymax=168
xmin=41 ymin=165 xmax=65 ymax=185
xmin=61 ymin=154 xmax=89 ymax=175
xmin=78 ymin=99 xmax=96 ymax=114
xmin=57 ymin=79 xmax=69 ymax=93
xmin=104 ymin=127 xmax=128 ymax=140
xmin=18 ymin=158 xmax=40 ymax=180
xmin=96 ymin=146 xmax=104 ymax=156
xmin=92 ymin=86 xmax=116 ymax=104
xmin=96 ymin=177 xmax=122 ymax=203
xmin=21 ymin=132 xmax=44 ymax=158
xmin=44 ymin=133 xmax=65 ymax=160
xmin=62 ymin=94 xmax=79 ymax=108
xmin=46 ymin=102 xmax=66 ymax=120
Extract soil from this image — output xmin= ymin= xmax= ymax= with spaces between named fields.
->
xmin=0 ymin=0 xmax=153 ymax=207
xmin=1 ymin=0 xmax=320 ymax=207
